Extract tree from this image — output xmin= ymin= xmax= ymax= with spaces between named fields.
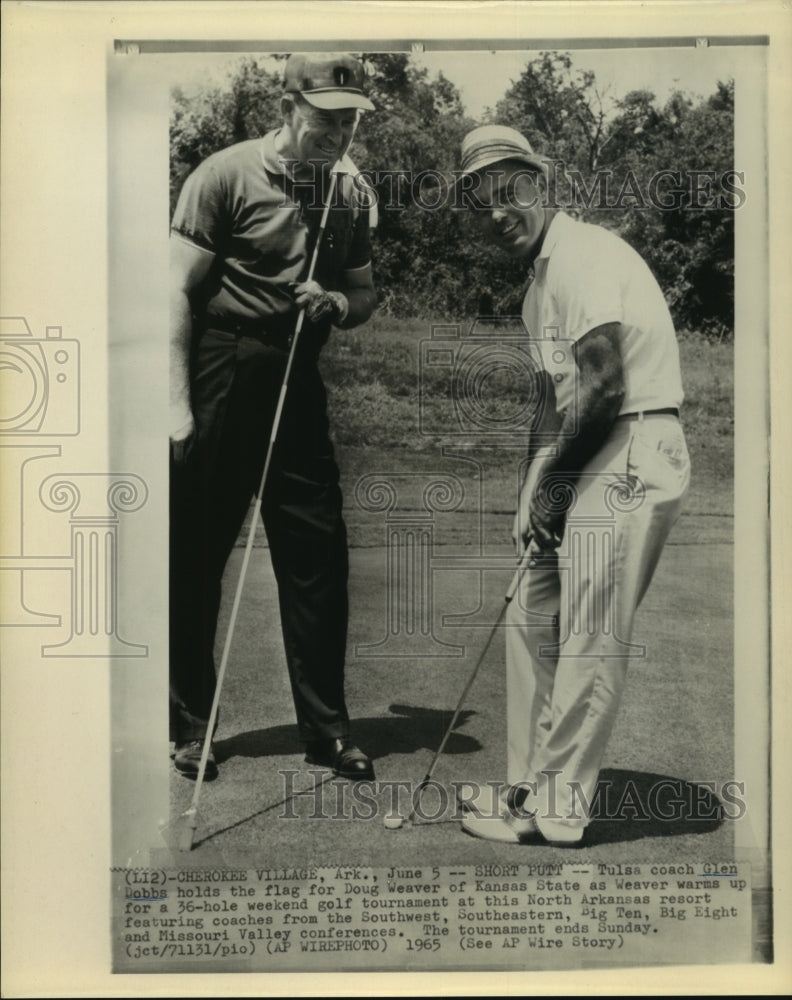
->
xmin=170 ymin=57 xmax=284 ymax=215
xmin=604 ymin=81 xmax=736 ymax=338
xmin=494 ymin=52 xmax=618 ymax=174
xmin=168 ymin=52 xmax=736 ymax=335
xmin=495 ymin=54 xmax=736 ymax=338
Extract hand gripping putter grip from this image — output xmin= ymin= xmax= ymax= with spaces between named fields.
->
xmin=178 ymin=117 xmax=361 ymax=852
xmin=402 ymin=540 xmax=534 ymax=828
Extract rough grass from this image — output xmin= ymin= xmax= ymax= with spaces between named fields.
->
xmin=676 ymin=330 xmax=734 ymax=511
xmin=320 ymin=318 xmax=734 ymax=521
xmin=319 ymin=317 xmax=427 ymax=449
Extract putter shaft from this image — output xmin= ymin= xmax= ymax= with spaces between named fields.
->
xmin=405 ymin=544 xmax=534 ymax=824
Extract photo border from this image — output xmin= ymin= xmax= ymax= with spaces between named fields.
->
xmin=2 ymin=1 xmax=790 ymax=996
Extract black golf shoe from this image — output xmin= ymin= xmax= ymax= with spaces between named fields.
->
xmin=173 ymin=739 xmax=218 ymax=781
xmin=304 ymin=737 xmax=375 ymax=781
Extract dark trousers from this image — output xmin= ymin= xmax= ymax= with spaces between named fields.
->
xmin=169 ymin=327 xmax=351 ymax=745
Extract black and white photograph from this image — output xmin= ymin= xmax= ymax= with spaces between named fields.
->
xmin=2 ymin=1 xmax=790 ymax=996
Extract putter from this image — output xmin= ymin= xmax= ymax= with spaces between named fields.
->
xmin=403 ymin=539 xmax=534 ymax=827
xmin=178 ymin=116 xmax=361 ymax=852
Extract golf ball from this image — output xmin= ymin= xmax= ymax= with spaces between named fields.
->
xmin=383 ymin=815 xmax=404 ymax=830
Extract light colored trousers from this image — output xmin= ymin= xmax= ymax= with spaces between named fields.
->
xmin=505 ymin=413 xmax=690 ymax=842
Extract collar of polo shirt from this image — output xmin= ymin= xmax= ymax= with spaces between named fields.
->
xmin=531 ymin=211 xmax=574 ymax=277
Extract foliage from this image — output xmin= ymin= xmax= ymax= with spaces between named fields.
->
xmin=170 ymin=58 xmax=284 ymax=215
xmin=169 ymin=52 xmax=736 ymax=337
xmin=346 ymin=54 xmax=537 ymax=318
xmin=493 ymin=52 xmax=618 ymax=174
xmin=495 ymin=62 xmax=736 ymax=339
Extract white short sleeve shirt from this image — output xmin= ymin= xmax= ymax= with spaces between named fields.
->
xmin=521 ymin=212 xmax=684 ymax=416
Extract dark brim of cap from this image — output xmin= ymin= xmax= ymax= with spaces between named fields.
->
xmin=299 ymin=90 xmax=375 ymax=112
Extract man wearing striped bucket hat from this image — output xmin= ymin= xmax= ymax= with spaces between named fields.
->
xmin=455 ymin=125 xmax=690 ymax=846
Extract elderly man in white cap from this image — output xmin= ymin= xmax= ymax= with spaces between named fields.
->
xmin=456 ymin=125 xmax=690 ymax=845
xmin=168 ymin=53 xmax=377 ymax=783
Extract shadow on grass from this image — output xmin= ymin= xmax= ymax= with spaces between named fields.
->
xmin=214 ymin=702 xmax=481 ymax=763
xmin=165 ymin=772 xmax=340 ymax=852
xmin=568 ymin=768 xmax=725 ymax=847
xmin=212 ymin=710 xmax=725 ymax=850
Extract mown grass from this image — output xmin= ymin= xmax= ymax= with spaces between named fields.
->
xmin=319 ymin=318 xmax=734 ymax=517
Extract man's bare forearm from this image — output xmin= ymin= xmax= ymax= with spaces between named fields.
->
xmin=535 ymin=324 xmax=624 ymax=483
xmin=170 ymin=287 xmax=193 ymax=415
xmin=539 ymin=386 xmax=623 ymax=484
xmin=336 ymin=284 xmax=377 ymax=329
xmin=169 ymin=237 xmax=215 ymax=435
